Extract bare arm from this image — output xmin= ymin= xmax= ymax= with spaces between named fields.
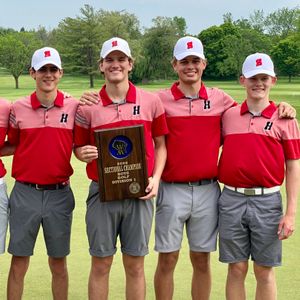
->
xmin=74 ymin=145 xmax=98 ymax=163
xmin=0 ymin=141 xmax=16 ymax=156
xmin=278 ymin=159 xmax=300 ymax=240
xmin=140 ymin=135 xmax=167 ymax=200
xmin=278 ymin=102 xmax=296 ymax=119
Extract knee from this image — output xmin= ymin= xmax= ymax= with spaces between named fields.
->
xmin=190 ymin=252 xmax=210 ymax=273
xmin=123 ymin=256 xmax=145 ymax=279
xmin=228 ymin=262 xmax=248 ymax=281
xmin=91 ymin=257 xmax=113 ymax=277
xmin=157 ymin=252 xmax=179 ymax=273
xmin=49 ymin=257 xmax=68 ymax=278
xmin=10 ymin=256 xmax=30 ymax=279
xmin=254 ymin=265 xmax=274 ymax=284
xmin=125 ymin=262 xmax=144 ymax=279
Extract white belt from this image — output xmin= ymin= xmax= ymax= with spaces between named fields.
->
xmin=0 ymin=177 xmax=4 ymax=184
xmin=225 ymin=185 xmax=280 ymax=196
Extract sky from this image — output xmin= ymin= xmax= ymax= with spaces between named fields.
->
xmin=1 ymin=0 xmax=299 ymax=34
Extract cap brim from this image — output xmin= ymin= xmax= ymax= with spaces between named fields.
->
xmin=174 ymin=51 xmax=205 ymax=60
xmin=33 ymin=61 xmax=62 ymax=71
xmin=101 ymin=47 xmax=131 ymax=59
xmin=243 ymin=69 xmax=276 ymax=78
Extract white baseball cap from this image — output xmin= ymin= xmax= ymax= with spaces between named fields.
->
xmin=173 ymin=36 xmax=205 ymax=60
xmin=242 ymin=53 xmax=276 ymax=78
xmin=100 ymin=37 xmax=132 ymax=59
xmin=31 ymin=47 xmax=62 ymax=70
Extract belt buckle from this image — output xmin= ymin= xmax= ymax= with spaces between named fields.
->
xmin=244 ymin=188 xmax=256 ymax=196
xmin=35 ymin=184 xmax=43 ymax=190
xmin=188 ymin=181 xmax=199 ymax=186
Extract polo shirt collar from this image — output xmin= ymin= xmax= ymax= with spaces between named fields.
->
xmin=170 ymin=81 xmax=208 ymax=101
xmin=99 ymin=81 xmax=137 ymax=106
xmin=240 ymin=100 xmax=277 ymax=119
xmin=30 ymin=91 xmax=64 ymax=109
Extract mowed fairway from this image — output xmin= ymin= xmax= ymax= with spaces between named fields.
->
xmin=0 ymin=72 xmax=300 ymax=299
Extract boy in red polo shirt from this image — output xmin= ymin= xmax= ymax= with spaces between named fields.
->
xmin=218 ymin=53 xmax=300 ymax=299
xmin=0 ymin=99 xmax=10 ymax=255
xmin=6 ymin=47 xmax=78 ymax=300
xmin=74 ymin=37 xmax=168 ymax=299
xmin=153 ymin=36 xmax=236 ymax=300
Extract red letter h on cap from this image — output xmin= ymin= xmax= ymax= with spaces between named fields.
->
xmin=187 ymin=41 xmax=193 ymax=49
xmin=44 ymin=50 xmax=51 ymax=57
xmin=256 ymin=58 xmax=262 ymax=66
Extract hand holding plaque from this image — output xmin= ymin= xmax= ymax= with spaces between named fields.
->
xmin=94 ymin=125 xmax=148 ymax=201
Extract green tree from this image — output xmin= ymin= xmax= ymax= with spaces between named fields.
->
xmin=97 ymin=10 xmax=141 ymax=40
xmin=0 ymin=32 xmax=42 ymax=88
xmin=223 ymin=12 xmax=234 ymax=24
xmin=55 ymin=5 xmax=141 ymax=87
xmin=199 ymin=20 xmax=270 ymax=80
xmin=271 ymin=36 xmax=300 ymax=82
xmin=0 ymin=27 xmax=17 ymax=35
xmin=137 ymin=16 xmax=186 ymax=81
xmin=33 ymin=26 xmax=52 ymax=45
xmin=173 ymin=16 xmax=187 ymax=36
xmin=265 ymin=7 xmax=300 ymax=40
xmin=249 ymin=10 xmax=266 ymax=33
xmin=56 ymin=4 xmax=102 ymax=88
xmin=221 ymin=28 xmax=271 ymax=80
xmin=199 ymin=22 xmax=239 ymax=79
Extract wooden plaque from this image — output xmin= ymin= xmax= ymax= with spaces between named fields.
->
xmin=94 ymin=125 xmax=148 ymax=201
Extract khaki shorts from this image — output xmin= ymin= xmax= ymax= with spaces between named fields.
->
xmin=155 ymin=180 xmax=220 ymax=253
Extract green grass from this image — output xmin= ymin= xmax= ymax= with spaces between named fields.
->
xmin=0 ymin=74 xmax=300 ymax=299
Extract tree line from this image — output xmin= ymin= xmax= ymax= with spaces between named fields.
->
xmin=0 ymin=5 xmax=299 ymax=89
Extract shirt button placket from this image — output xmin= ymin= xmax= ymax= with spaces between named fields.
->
xmin=44 ymin=110 xmax=48 ymax=125
xmin=249 ymin=116 xmax=254 ymax=132
xmin=117 ymin=106 xmax=122 ymax=121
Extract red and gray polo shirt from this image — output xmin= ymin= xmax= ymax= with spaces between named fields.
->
xmin=218 ymin=101 xmax=300 ymax=188
xmin=8 ymin=91 xmax=78 ymax=184
xmin=157 ymin=82 xmax=236 ymax=182
xmin=0 ymin=98 xmax=11 ymax=178
xmin=74 ymin=82 xmax=168 ymax=182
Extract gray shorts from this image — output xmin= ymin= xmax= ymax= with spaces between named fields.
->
xmin=8 ymin=181 xmax=75 ymax=257
xmin=218 ymin=188 xmax=283 ymax=267
xmin=86 ymin=181 xmax=154 ymax=257
xmin=155 ymin=180 xmax=220 ymax=253
xmin=0 ymin=180 xmax=8 ymax=254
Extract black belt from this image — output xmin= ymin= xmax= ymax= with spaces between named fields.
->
xmin=171 ymin=178 xmax=217 ymax=186
xmin=18 ymin=181 xmax=69 ymax=190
